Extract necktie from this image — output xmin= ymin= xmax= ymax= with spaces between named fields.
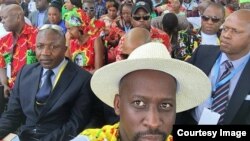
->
xmin=211 ymin=60 xmax=233 ymax=124
xmin=36 ymin=70 xmax=54 ymax=104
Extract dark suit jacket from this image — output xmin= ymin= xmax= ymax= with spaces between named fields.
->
xmin=176 ymin=45 xmax=250 ymax=125
xmin=0 ymin=60 xmax=96 ymax=140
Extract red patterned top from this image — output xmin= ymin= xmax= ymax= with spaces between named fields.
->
xmin=0 ymin=24 xmax=38 ymax=89
xmin=69 ymin=37 xmax=95 ymax=72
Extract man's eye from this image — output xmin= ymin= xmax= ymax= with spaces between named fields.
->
xmin=160 ymin=103 xmax=172 ymax=110
xmin=133 ymin=100 xmax=145 ymax=108
xmin=36 ymin=45 xmax=44 ymax=50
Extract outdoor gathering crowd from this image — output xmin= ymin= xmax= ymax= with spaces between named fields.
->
xmin=0 ymin=0 xmax=249 ymax=140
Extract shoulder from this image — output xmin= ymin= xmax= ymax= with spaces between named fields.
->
xmin=0 ymin=33 xmax=12 ymax=42
xmin=21 ymin=62 xmax=40 ymax=72
xmin=23 ymin=24 xmax=38 ymax=35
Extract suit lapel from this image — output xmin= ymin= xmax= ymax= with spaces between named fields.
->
xmin=223 ymin=58 xmax=250 ymax=124
xmin=30 ymin=65 xmax=43 ymax=117
xmin=37 ymin=62 xmax=77 ymax=119
xmin=199 ymin=46 xmax=221 ymax=76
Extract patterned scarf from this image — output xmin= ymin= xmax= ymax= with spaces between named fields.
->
xmin=80 ymin=123 xmax=173 ymax=141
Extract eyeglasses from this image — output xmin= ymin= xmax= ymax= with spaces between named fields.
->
xmin=132 ymin=15 xmax=150 ymax=21
xmin=83 ymin=7 xmax=95 ymax=12
xmin=39 ymin=24 xmax=64 ymax=36
xmin=201 ymin=15 xmax=221 ymax=23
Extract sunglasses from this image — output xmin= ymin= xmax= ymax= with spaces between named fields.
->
xmin=132 ymin=15 xmax=150 ymax=21
xmin=39 ymin=24 xmax=64 ymax=35
xmin=201 ymin=15 xmax=221 ymax=23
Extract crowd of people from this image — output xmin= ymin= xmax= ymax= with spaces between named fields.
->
xmin=0 ymin=0 xmax=249 ymax=140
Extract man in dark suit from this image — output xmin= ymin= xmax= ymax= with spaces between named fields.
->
xmin=0 ymin=24 xmax=96 ymax=140
xmin=176 ymin=9 xmax=250 ymax=125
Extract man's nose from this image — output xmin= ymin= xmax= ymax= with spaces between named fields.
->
xmin=143 ymin=108 xmax=161 ymax=129
xmin=41 ymin=47 xmax=52 ymax=55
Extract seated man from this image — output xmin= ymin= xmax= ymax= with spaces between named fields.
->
xmin=0 ymin=24 xmax=97 ymax=140
xmin=72 ymin=42 xmax=211 ymax=141
xmin=118 ymin=27 xmax=151 ymax=60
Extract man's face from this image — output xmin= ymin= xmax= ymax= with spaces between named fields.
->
xmin=201 ymin=6 xmax=224 ymax=35
xmin=48 ymin=7 xmax=61 ymax=24
xmin=131 ymin=8 xmax=151 ymax=30
xmin=1 ymin=10 xmax=19 ymax=32
xmin=82 ymin=2 xmax=95 ymax=19
xmin=36 ymin=29 xmax=67 ymax=69
xmin=121 ymin=5 xmax=132 ymax=22
xmin=115 ymin=70 xmax=177 ymax=141
xmin=36 ymin=0 xmax=48 ymax=11
xmin=220 ymin=12 xmax=250 ymax=60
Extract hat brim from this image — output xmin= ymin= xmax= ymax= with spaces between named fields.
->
xmin=132 ymin=6 xmax=151 ymax=14
xmin=91 ymin=58 xmax=211 ymax=113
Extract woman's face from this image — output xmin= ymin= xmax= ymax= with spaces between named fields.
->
xmin=65 ymin=22 xmax=81 ymax=39
xmin=108 ymin=6 xmax=118 ymax=19
xmin=65 ymin=0 xmax=74 ymax=10
xmin=48 ymin=7 xmax=61 ymax=24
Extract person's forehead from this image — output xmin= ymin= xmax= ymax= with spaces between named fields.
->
xmin=37 ymin=29 xmax=63 ymax=41
xmin=203 ymin=6 xmax=222 ymax=15
xmin=83 ymin=2 xmax=94 ymax=7
xmin=133 ymin=8 xmax=148 ymax=15
xmin=225 ymin=13 xmax=248 ymax=27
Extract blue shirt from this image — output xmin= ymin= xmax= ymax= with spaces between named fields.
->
xmin=37 ymin=11 xmax=46 ymax=27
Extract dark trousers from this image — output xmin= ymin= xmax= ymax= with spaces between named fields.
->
xmin=0 ymin=85 xmax=7 ymax=116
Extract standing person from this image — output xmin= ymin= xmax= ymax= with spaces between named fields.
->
xmin=0 ymin=24 xmax=96 ymax=140
xmin=72 ymin=42 xmax=211 ymax=141
xmin=0 ymin=4 xmax=37 ymax=99
xmin=28 ymin=0 xmax=50 ymax=27
xmin=176 ymin=9 xmax=250 ymax=125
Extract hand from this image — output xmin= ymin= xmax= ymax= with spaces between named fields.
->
xmin=3 ymin=84 xmax=10 ymax=98
xmin=65 ymin=32 xmax=72 ymax=47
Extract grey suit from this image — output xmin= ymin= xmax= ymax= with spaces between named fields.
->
xmin=176 ymin=45 xmax=250 ymax=125
xmin=0 ymin=59 xmax=96 ymax=140
xmin=28 ymin=9 xmax=49 ymax=27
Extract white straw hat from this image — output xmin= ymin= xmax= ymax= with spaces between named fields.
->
xmin=91 ymin=42 xmax=211 ymax=113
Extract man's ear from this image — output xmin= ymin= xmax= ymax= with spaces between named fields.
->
xmin=114 ymin=94 xmax=120 ymax=116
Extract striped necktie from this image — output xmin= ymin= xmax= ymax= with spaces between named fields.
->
xmin=211 ymin=60 xmax=233 ymax=124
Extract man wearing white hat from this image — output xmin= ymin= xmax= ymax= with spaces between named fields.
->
xmin=71 ymin=42 xmax=211 ymax=141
